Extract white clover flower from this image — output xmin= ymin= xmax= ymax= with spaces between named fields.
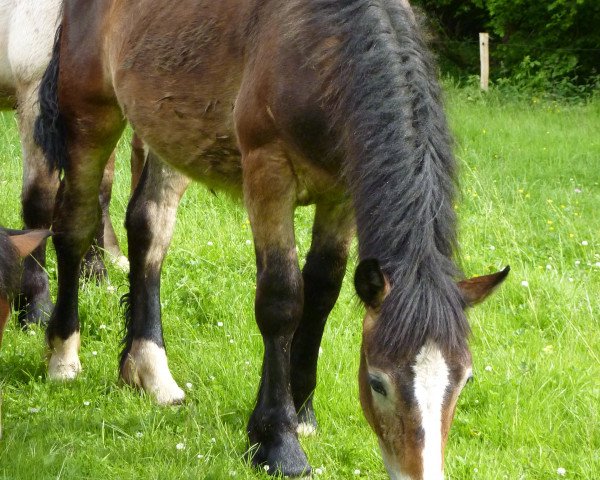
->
xmin=557 ymin=467 xmax=566 ymax=476
xmin=581 ymin=241 xmax=589 ymax=246
xmin=176 ymin=443 xmax=186 ymax=450
xmin=83 ymin=401 xmax=90 ymax=406
xmin=354 ymin=469 xmax=361 ymax=475
xmin=136 ymin=432 xmax=143 ymax=438
xmin=207 ymin=241 xmax=214 ymax=246
xmin=28 ymin=407 xmax=40 ymax=414
xmin=92 ymin=351 xmax=98 ymax=356
xmin=263 ymin=465 xmax=270 ymax=472
xmin=185 ymin=382 xmax=193 ymax=390
xmin=489 ymin=245 xmax=496 ymax=251
xmin=99 ymin=324 xmax=107 ymax=330
xmin=315 ymin=468 xmax=324 ymax=475
xmin=521 ymin=280 xmax=529 ymax=287
xmin=217 ymin=321 xmax=224 ymax=327
xmin=245 ymin=240 xmax=252 ymax=245
xmin=485 ymin=365 xmax=493 ymax=371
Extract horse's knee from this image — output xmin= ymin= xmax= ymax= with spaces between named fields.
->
xmin=255 ymin=252 xmax=303 ymax=337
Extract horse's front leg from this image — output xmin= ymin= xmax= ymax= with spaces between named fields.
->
xmin=120 ymin=153 xmax=190 ymax=405
xmin=291 ymin=202 xmax=353 ymax=436
xmin=243 ymin=145 xmax=310 ymax=477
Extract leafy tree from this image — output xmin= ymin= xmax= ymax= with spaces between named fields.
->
xmin=413 ymin=0 xmax=600 ymax=93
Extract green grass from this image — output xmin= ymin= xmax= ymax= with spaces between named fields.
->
xmin=0 ymin=87 xmax=599 ymax=479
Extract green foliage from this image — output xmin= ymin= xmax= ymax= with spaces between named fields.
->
xmin=414 ymin=0 xmax=600 ymax=96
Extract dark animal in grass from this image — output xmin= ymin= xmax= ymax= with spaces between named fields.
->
xmin=0 ymin=228 xmax=50 ymax=440
xmin=0 ymin=229 xmax=52 ymax=346
xmin=34 ymin=0 xmax=509 ymax=478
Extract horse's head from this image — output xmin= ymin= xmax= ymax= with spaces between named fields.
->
xmin=0 ymin=229 xmax=51 ymax=345
xmin=354 ymin=259 xmax=508 ymax=480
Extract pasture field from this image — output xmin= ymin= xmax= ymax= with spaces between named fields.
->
xmin=0 ymin=86 xmax=599 ymax=479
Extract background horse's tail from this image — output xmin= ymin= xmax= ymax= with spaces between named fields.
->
xmin=34 ymin=24 xmax=68 ymax=175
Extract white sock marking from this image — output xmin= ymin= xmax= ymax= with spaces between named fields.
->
xmin=121 ymin=339 xmax=185 ymax=405
xmin=296 ymin=422 xmax=317 ymax=437
xmin=48 ymin=331 xmax=82 ymax=380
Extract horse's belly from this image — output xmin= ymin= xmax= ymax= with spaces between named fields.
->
xmin=120 ymin=89 xmax=243 ymax=192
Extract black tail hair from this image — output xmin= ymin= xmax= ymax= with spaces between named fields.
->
xmin=34 ymin=24 xmax=68 ymax=175
xmin=118 ymin=292 xmax=133 ymax=370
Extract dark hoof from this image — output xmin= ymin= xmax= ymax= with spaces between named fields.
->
xmin=247 ymin=431 xmax=311 ymax=478
xmin=296 ymin=405 xmax=318 ymax=437
xmin=81 ymin=247 xmax=108 ymax=283
xmin=16 ymin=298 xmax=53 ymax=328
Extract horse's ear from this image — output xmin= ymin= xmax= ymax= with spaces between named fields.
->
xmin=458 ymin=266 xmax=510 ymax=307
xmin=7 ymin=230 xmax=52 ymax=258
xmin=355 ymin=259 xmax=388 ymax=309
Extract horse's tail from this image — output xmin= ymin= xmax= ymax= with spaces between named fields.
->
xmin=34 ymin=24 xmax=68 ymax=175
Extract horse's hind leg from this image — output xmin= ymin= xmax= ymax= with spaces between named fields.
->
xmin=81 ymin=151 xmax=128 ymax=276
xmin=290 ymin=202 xmax=353 ymax=436
xmin=46 ymin=106 xmax=125 ymax=380
xmin=120 ymin=153 xmax=189 ymax=405
xmin=243 ymin=145 xmax=310 ymax=477
xmin=15 ymin=85 xmax=58 ymax=326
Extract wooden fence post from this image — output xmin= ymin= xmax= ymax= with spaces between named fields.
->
xmin=479 ymin=33 xmax=489 ymax=91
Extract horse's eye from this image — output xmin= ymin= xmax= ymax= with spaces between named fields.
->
xmin=369 ymin=376 xmax=387 ymax=397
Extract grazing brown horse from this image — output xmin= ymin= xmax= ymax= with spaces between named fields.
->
xmin=35 ymin=0 xmax=508 ymax=478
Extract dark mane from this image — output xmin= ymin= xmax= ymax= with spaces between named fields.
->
xmin=0 ymin=230 xmax=21 ymax=300
xmin=291 ymin=0 xmax=468 ymax=357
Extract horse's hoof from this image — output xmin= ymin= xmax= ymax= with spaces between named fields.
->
xmin=47 ymin=332 xmax=82 ymax=380
xmin=248 ymin=431 xmax=311 ymax=478
xmin=17 ymin=298 xmax=53 ymax=328
xmin=120 ymin=339 xmax=185 ymax=405
xmin=296 ymin=406 xmax=318 ymax=437
xmin=81 ymin=248 xmax=108 ymax=283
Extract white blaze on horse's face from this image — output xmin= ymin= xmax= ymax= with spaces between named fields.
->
xmin=355 ymin=260 xmax=509 ymax=479
xmin=360 ymin=341 xmax=473 ymax=480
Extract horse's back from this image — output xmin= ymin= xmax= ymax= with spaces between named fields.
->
xmin=60 ymin=0 xmax=340 ymax=198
